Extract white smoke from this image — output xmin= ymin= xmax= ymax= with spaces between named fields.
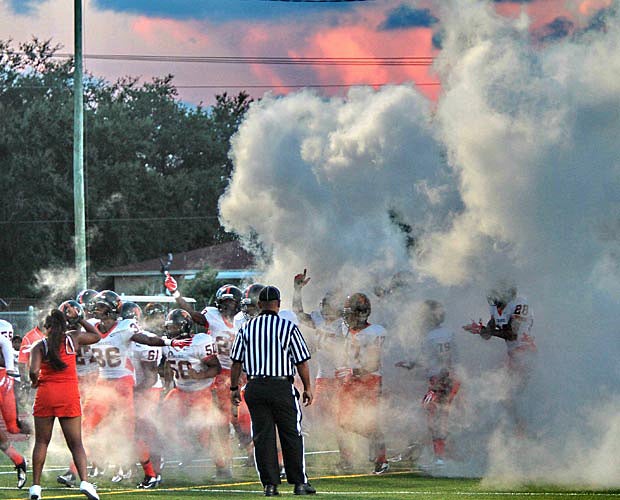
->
xmin=219 ymin=0 xmax=620 ymax=485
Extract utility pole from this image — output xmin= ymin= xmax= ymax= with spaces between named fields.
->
xmin=73 ymin=0 xmax=87 ymax=290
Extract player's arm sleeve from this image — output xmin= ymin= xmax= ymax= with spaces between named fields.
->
xmin=0 ymin=336 xmax=15 ymax=372
xmin=17 ymin=339 xmax=31 ymax=364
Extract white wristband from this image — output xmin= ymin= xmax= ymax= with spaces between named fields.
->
xmin=172 ymin=290 xmax=181 ymax=298
xmin=163 ymin=338 xmax=172 ymax=346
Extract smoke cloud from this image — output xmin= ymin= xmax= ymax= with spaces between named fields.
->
xmin=220 ymin=0 xmax=620 ymax=485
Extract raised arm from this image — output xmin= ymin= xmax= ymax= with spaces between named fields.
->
xmin=292 ymin=269 xmax=313 ymax=326
xmin=72 ymin=318 xmax=101 ymax=346
xmin=164 ymin=272 xmax=208 ymax=326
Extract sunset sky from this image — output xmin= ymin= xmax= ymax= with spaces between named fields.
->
xmin=0 ymin=0 xmax=613 ymax=104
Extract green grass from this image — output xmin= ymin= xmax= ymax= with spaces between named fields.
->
xmin=0 ymin=461 xmax=618 ymax=500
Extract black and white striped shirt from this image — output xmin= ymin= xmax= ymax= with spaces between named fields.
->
xmin=230 ymin=310 xmax=311 ymax=377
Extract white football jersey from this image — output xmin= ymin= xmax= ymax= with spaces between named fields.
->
xmin=201 ymin=306 xmax=236 ymax=370
xmin=0 ymin=332 xmax=15 ymax=373
xmin=233 ymin=311 xmax=246 ymax=334
xmin=75 ymin=345 xmax=99 ymax=377
xmin=310 ymin=311 xmax=346 ymax=379
xmin=0 ymin=319 xmax=14 ymax=341
xmin=489 ymin=295 xmax=535 ymax=355
xmin=344 ymin=323 xmax=386 ymax=376
xmin=131 ymin=331 xmax=163 ymax=388
xmin=163 ymin=332 xmax=218 ymax=392
xmin=422 ymin=326 xmax=457 ymax=378
xmin=77 ymin=317 xmax=102 ymax=377
xmin=91 ymin=318 xmax=140 ymax=380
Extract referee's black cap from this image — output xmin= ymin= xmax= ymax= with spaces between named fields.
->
xmin=259 ymin=285 xmax=281 ymax=302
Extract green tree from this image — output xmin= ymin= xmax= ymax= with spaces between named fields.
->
xmin=0 ymin=38 xmax=252 ymax=297
xmin=180 ymin=266 xmax=220 ymax=309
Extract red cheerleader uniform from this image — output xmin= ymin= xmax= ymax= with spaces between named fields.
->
xmin=33 ymin=336 xmax=81 ymax=418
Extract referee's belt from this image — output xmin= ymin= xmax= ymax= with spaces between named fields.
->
xmin=248 ymin=375 xmax=293 ymax=381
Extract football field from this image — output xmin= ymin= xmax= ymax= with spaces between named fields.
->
xmin=0 ymin=462 xmax=618 ymax=500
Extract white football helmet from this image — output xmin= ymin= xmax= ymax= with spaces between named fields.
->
xmin=487 ymin=280 xmax=517 ymax=309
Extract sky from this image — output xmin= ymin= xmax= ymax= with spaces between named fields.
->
xmin=0 ymin=0 xmax=614 ymax=105
xmin=4 ymin=0 xmax=620 ymax=485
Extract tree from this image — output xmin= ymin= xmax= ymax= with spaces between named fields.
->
xmin=179 ymin=266 xmax=220 ymax=309
xmin=0 ymin=38 xmax=252 ymax=297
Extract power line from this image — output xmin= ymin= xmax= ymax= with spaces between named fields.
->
xmin=5 ymin=81 xmax=441 ymax=90
xmin=54 ymin=53 xmax=435 ymax=66
xmin=176 ymin=82 xmax=440 ymax=88
xmin=0 ymin=216 xmax=220 ymax=225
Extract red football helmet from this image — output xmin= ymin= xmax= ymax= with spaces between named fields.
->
xmin=241 ymin=283 xmax=265 ymax=320
xmin=165 ymin=309 xmax=193 ymax=339
xmin=59 ymin=300 xmax=84 ymax=327
xmin=76 ymin=289 xmax=98 ymax=315
xmin=420 ymin=299 xmax=445 ymax=329
xmin=92 ymin=290 xmax=122 ymax=320
xmin=320 ymin=290 xmax=342 ymax=322
xmin=215 ymin=284 xmax=243 ymax=317
xmin=120 ymin=301 xmax=142 ymax=321
xmin=343 ymin=292 xmax=371 ymax=330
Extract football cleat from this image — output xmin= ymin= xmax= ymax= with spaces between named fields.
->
xmin=16 ymin=459 xmax=27 ymax=489
xmin=79 ymin=480 xmax=100 ymax=500
xmin=136 ymin=474 xmax=161 ymax=489
xmin=111 ymin=465 xmax=133 ymax=483
xmin=57 ymin=470 xmax=77 ymax=487
xmin=29 ymin=484 xmax=41 ymax=500
xmin=373 ymin=461 xmax=389 ymax=475
xmin=87 ymin=462 xmax=106 ymax=478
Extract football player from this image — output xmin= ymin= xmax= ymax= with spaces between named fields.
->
xmin=120 ymin=302 xmax=165 ymax=488
xmin=161 ymin=309 xmax=221 ymax=474
xmin=57 ymin=290 xmax=186 ymax=489
xmin=396 ymin=300 xmax=460 ymax=467
xmin=0 ymin=319 xmax=27 ymax=488
xmin=143 ymin=303 xmax=166 ymax=337
xmin=463 ymin=281 xmax=535 ymax=436
xmin=17 ymin=311 xmax=47 ymax=389
xmin=73 ymin=291 xmax=100 ymax=412
xmin=338 ymin=292 xmax=389 ymax=474
xmin=292 ymin=271 xmax=348 ymax=470
xmin=164 ymin=274 xmax=241 ymax=478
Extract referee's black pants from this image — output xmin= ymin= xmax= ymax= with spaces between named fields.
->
xmin=244 ymin=377 xmax=307 ymax=486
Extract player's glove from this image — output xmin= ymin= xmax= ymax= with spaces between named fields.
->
xmin=462 ymin=320 xmax=484 ymax=335
xmin=422 ymin=389 xmax=437 ymax=408
xmin=293 ymin=269 xmax=311 ymax=290
xmin=171 ymin=338 xmax=193 ymax=349
xmin=164 ymin=272 xmax=178 ymax=294
xmin=395 ymin=360 xmax=415 ymax=370
xmin=334 ymin=367 xmax=353 ymax=380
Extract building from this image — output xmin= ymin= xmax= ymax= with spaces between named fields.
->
xmin=97 ymin=240 xmax=258 ymax=295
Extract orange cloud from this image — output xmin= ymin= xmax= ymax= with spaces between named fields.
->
xmin=132 ymin=16 xmax=210 ymax=48
xmin=578 ymin=0 xmax=613 ymax=16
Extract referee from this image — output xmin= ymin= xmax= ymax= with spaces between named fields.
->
xmin=230 ymin=285 xmax=316 ymax=496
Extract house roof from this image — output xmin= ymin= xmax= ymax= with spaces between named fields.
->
xmin=98 ymin=240 xmax=257 ymax=277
